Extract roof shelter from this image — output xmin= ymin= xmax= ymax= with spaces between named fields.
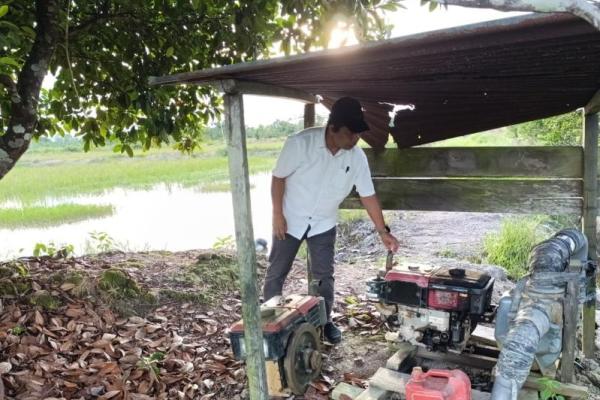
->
xmin=152 ymin=13 xmax=600 ymax=149
xmin=151 ymin=12 xmax=600 ymax=399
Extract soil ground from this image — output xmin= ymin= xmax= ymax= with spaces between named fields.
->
xmin=1 ymin=211 xmax=598 ymax=399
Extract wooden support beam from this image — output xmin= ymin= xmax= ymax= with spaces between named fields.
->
xmin=585 ymin=89 xmax=600 ymax=115
xmin=304 ymin=103 xmax=317 ymax=295
xmin=560 ymin=278 xmax=578 ymax=383
xmin=213 ymin=79 xmax=318 ymax=103
xmin=304 ymin=103 xmax=316 ymax=128
xmin=342 ymin=178 xmax=582 ymax=214
xmin=582 ymin=111 xmax=598 ymax=358
xmin=415 ymin=346 xmax=498 ymax=370
xmin=363 ymin=147 xmax=583 ymax=178
xmin=223 ymin=92 xmax=268 ymax=400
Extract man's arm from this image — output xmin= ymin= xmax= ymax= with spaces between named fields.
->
xmin=272 ymin=176 xmax=287 ymax=240
xmin=360 ymin=194 xmax=399 ymax=252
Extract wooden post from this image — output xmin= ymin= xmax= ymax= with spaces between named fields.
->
xmin=560 ymin=278 xmax=578 ymax=383
xmin=223 ymin=92 xmax=268 ymax=399
xmin=304 ymin=103 xmax=316 ymax=128
xmin=582 ymin=111 xmax=598 ymax=358
xmin=304 ymin=103 xmax=317 ymax=294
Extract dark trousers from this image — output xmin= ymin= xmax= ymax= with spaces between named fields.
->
xmin=263 ymin=227 xmax=336 ymax=319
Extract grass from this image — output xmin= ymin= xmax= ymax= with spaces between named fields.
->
xmin=483 ymin=216 xmax=545 ymax=280
xmin=425 ymin=127 xmax=530 ymax=147
xmin=0 ymin=154 xmax=275 ymax=205
xmin=0 ymin=138 xmax=282 ymax=228
xmin=0 ymin=204 xmax=115 ymax=229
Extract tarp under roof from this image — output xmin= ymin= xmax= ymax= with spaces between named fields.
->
xmin=154 ymin=13 xmax=600 ymax=149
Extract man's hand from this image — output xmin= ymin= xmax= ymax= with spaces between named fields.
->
xmin=380 ymin=231 xmax=399 ymax=253
xmin=273 ymin=212 xmax=288 ymax=240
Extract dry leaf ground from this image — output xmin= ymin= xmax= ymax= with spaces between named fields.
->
xmin=1 ymin=211 xmax=599 ymax=399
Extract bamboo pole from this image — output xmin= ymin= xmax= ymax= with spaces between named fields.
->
xmin=223 ymin=92 xmax=268 ymax=399
xmin=582 ymin=111 xmax=598 ymax=358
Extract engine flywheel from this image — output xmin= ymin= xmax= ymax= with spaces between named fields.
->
xmin=283 ymin=322 xmax=322 ymax=395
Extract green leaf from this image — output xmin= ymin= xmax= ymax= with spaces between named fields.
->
xmin=429 ymin=1 xmax=438 ymax=11
xmin=166 ymin=47 xmax=174 ymax=57
xmin=0 ymin=56 xmax=19 ymax=67
xmin=113 ymin=143 xmax=122 ymax=153
xmin=0 ymin=5 xmax=8 ymax=18
xmin=21 ymin=25 xmax=36 ymax=38
xmin=379 ymin=3 xmax=398 ymax=11
xmin=123 ymin=144 xmax=134 ymax=157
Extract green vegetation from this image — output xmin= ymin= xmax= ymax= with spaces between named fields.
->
xmin=8 ymin=326 xmax=26 ymax=336
xmin=338 ymin=209 xmax=367 ymax=223
xmin=169 ymin=253 xmax=239 ymax=303
xmin=484 ymin=216 xmax=545 ymax=280
xmin=98 ymin=269 xmax=158 ymax=316
xmin=0 ymin=204 xmax=114 ymax=229
xmin=33 ymin=242 xmax=75 ymax=259
xmin=30 ymin=290 xmax=62 ymax=311
xmin=2 ymin=0 xmax=401 ymax=180
xmin=509 ymin=112 xmax=582 ymax=146
xmin=0 ymin=148 xmax=276 ymax=205
xmin=538 ymin=377 xmax=566 ymax=400
xmin=426 ymin=128 xmax=529 ymax=147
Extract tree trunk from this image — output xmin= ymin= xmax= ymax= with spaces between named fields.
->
xmin=433 ymin=0 xmax=600 ymax=32
xmin=0 ymin=0 xmax=61 ymax=180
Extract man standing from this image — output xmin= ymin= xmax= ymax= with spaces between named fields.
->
xmin=264 ymin=97 xmax=399 ymax=344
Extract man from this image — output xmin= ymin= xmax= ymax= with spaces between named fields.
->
xmin=264 ymin=97 xmax=400 ymax=344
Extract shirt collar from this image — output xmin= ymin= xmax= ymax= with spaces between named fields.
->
xmin=320 ymin=127 xmax=347 ymax=156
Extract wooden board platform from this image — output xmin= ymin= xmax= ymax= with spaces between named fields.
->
xmin=330 ymin=341 xmax=589 ymax=400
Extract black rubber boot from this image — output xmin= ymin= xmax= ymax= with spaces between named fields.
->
xmin=324 ymin=322 xmax=342 ymax=344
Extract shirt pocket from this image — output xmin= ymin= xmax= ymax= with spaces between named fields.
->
xmin=331 ymin=164 xmax=354 ymax=197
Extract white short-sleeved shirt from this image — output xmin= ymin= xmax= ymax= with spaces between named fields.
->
xmin=272 ymin=127 xmax=375 ymax=239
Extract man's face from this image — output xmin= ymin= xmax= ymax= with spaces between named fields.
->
xmin=334 ymin=126 xmax=361 ymax=150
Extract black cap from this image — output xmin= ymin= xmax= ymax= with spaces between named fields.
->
xmin=329 ymin=97 xmax=370 ymax=133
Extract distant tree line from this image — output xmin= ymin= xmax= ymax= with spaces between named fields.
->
xmin=204 ymin=115 xmax=326 ymax=141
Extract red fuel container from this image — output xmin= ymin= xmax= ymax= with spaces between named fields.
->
xmin=406 ymin=367 xmax=471 ymax=400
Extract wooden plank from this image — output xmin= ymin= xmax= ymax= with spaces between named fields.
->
xmin=560 ymin=279 xmax=578 ymax=383
xmin=385 ymin=342 xmax=417 ymax=370
xmin=517 ymin=389 xmax=540 ymax=400
xmin=363 ymin=147 xmax=583 ymax=178
xmin=524 ymin=374 xmax=588 ymax=399
xmin=354 ymin=387 xmax=389 ymax=400
xmin=331 ymin=383 xmax=364 ymax=400
xmin=224 ymin=92 xmax=268 ymax=400
xmin=471 ymin=325 xmax=497 ymax=347
xmin=213 ymin=79 xmax=318 ymax=103
xmin=369 ymin=368 xmax=491 ymax=400
xmin=582 ymin=112 xmax=598 ymax=358
xmin=342 ymin=178 xmax=582 ymax=214
xmin=415 ymin=346 xmax=498 ymax=370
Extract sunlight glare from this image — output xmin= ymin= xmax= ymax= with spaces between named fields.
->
xmin=328 ymin=21 xmax=358 ymax=48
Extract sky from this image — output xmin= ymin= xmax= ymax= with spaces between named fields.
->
xmin=242 ymin=0 xmax=525 ymax=127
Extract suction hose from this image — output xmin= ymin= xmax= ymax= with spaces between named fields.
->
xmin=491 ymin=229 xmax=587 ymax=400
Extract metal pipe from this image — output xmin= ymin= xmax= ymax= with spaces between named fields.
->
xmin=491 ymin=229 xmax=587 ymax=400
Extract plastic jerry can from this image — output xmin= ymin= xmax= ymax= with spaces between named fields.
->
xmin=405 ymin=367 xmax=472 ymax=400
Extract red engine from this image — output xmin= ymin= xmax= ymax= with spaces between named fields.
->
xmin=368 ymin=263 xmax=495 ymax=351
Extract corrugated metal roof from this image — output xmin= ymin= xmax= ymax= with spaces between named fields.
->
xmin=153 ymin=13 xmax=600 ymax=149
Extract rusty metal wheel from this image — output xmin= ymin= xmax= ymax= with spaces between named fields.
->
xmin=283 ymin=323 xmax=322 ymax=395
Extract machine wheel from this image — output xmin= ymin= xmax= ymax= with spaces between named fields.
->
xmin=283 ymin=323 xmax=322 ymax=395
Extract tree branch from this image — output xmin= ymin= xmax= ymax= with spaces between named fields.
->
xmin=433 ymin=0 xmax=600 ymax=31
